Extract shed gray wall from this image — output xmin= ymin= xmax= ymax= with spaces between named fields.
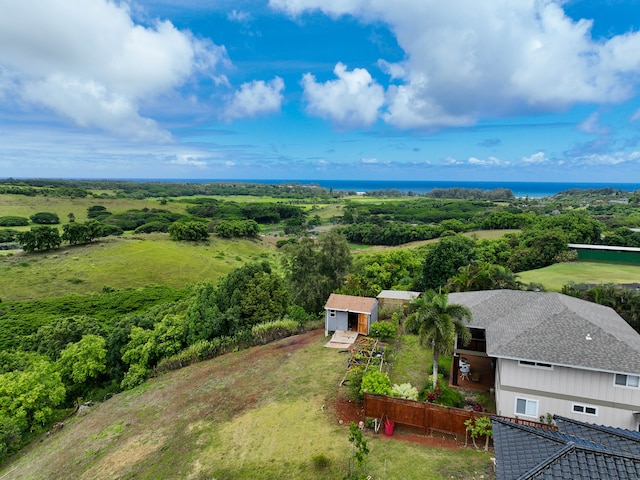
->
xmin=325 ymin=310 xmax=349 ymax=334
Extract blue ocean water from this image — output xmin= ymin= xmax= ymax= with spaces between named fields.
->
xmin=162 ymin=179 xmax=640 ymax=198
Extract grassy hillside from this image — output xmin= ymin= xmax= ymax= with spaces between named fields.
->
xmin=518 ymin=261 xmax=640 ymax=291
xmin=0 ymin=330 xmax=492 ymax=479
xmin=0 ymin=234 xmax=277 ymax=301
xmin=0 ymin=194 xmax=187 ymax=224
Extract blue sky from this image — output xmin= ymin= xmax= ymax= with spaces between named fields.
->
xmin=2 ymin=0 xmax=640 ymax=182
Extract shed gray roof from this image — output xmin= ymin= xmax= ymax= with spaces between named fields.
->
xmin=376 ymin=290 xmax=421 ymax=301
xmin=448 ymin=290 xmax=640 ymax=375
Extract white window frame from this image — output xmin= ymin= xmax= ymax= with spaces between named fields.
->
xmin=329 ymin=309 xmax=336 ymax=317
xmin=572 ymin=403 xmax=598 ymax=416
xmin=614 ymin=374 xmax=640 ymax=388
xmin=515 ymin=397 xmax=538 ymax=418
xmin=518 ymin=360 xmax=553 ymax=370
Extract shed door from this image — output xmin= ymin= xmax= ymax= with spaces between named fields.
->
xmin=357 ymin=313 xmax=368 ymax=335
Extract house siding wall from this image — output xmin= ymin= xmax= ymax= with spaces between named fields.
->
xmin=496 ymin=359 xmax=640 ymax=430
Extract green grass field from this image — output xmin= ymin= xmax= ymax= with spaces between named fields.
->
xmin=518 ymin=261 xmax=640 ymax=291
xmin=0 ymin=330 xmax=493 ymax=479
xmin=0 ymin=234 xmax=277 ymax=301
xmin=0 ymin=194 xmax=187 ymax=224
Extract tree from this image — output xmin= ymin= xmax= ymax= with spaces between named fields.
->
xmin=62 ymin=220 xmax=104 ymax=245
xmin=405 ymin=291 xmax=472 ymax=390
xmin=16 ymin=225 xmax=62 ymax=252
xmin=57 ymin=334 xmax=107 ymax=385
xmin=0 ymin=358 xmax=66 ymax=430
xmin=282 ymin=231 xmax=352 ymax=313
xmin=168 ymin=221 xmax=209 ymax=241
xmin=446 ymin=262 xmax=521 ymax=292
xmin=30 ymin=212 xmax=60 ymax=225
xmin=419 ymin=235 xmax=476 ymax=291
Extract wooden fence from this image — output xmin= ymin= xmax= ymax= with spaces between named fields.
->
xmin=364 ymin=393 xmax=556 ymax=439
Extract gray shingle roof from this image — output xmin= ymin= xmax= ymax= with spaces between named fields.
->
xmin=492 ymin=416 xmax=640 ymax=480
xmin=448 ymin=290 xmax=640 ymax=374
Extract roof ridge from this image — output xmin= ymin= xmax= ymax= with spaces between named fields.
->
xmin=554 ymin=414 xmax=640 ymax=443
xmin=491 ymin=417 xmax=566 ymax=444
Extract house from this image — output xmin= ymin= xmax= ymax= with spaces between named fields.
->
xmin=324 ymin=293 xmax=378 ymax=336
xmin=492 ymin=415 xmax=640 ymax=479
xmin=448 ymin=290 xmax=640 ymax=430
xmin=376 ymin=290 xmax=421 ymax=311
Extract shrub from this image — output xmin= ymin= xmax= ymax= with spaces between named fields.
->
xmin=369 ymin=321 xmax=396 ymax=340
xmin=346 ymin=366 xmax=365 ymax=401
xmin=360 ymin=370 xmax=392 ymax=397
xmin=420 ymin=378 xmax=464 ymax=407
xmin=134 ymin=221 xmax=169 ymax=234
xmin=391 ymin=382 xmax=419 ymax=400
xmin=311 ymin=453 xmax=331 ymax=471
xmin=251 ymin=319 xmax=299 ymax=345
xmin=0 ymin=216 xmax=29 ymax=227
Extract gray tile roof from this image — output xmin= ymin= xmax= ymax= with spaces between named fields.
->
xmin=448 ymin=290 xmax=640 ymax=374
xmin=554 ymin=415 xmax=640 ymax=456
xmin=492 ymin=416 xmax=640 ymax=479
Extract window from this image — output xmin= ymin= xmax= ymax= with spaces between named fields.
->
xmin=572 ymin=403 xmax=598 ymax=416
xmin=515 ymin=397 xmax=538 ymax=417
xmin=329 ymin=310 xmax=336 ymax=317
xmin=519 ymin=360 xmax=553 ymax=370
xmin=615 ymin=374 xmax=640 ymax=388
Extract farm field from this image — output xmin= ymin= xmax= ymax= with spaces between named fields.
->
xmin=518 ymin=261 xmax=640 ymax=292
xmin=0 ymin=234 xmax=276 ymax=301
xmin=0 ymin=329 xmax=493 ymax=480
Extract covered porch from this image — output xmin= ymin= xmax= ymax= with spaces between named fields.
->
xmin=450 ymin=326 xmax=495 ymax=392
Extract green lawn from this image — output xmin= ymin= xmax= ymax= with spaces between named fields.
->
xmin=518 ymin=261 xmax=640 ymax=291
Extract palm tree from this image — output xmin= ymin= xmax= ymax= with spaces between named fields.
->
xmin=446 ymin=262 xmax=521 ymax=292
xmin=405 ymin=290 xmax=472 ymax=390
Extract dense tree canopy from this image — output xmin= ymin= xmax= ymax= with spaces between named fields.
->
xmin=282 ymin=231 xmax=352 ymax=313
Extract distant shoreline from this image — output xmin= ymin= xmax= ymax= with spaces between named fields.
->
xmin=3 ymin=178 xmax=640 ymax=198
xmin=109 ymin=178 xmax=640 ymax=198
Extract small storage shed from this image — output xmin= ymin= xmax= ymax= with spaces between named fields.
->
xmin=376 ymin=290 xmax=421 ymax=311
xmin=325 ymin=293 xmax=378 ymax=336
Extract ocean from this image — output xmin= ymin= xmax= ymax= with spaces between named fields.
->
xmin=165 ymin=179 xmax=640 ymax=198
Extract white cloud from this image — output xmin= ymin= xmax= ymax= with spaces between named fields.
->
xmin=171 ymin=155 xmax=207 ymax=167
xmin=361 ymin=157 xmax=379 ymax=163
xmin=522 ymin=152 xmax=549 ymax=164
xmin=577 ymin=112 xmax=608 ymax=135
xmin=0 ymin=0 xmax=229 ymax=140
xmin=228 ymin=9 xmax=251 ymax=23
xmin=224 ymin=77 xmax=285 ymax=121
xmin=272 ymin=0 xmax=640 ymax=129
xmin=302 ymin=62 xmax=385 ymax=127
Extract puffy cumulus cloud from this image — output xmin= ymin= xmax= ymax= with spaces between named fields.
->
xmin=0 ymin=0 xmax=228 ymax=140
xmin=302 ymin=62 xmax=385 ymax=127
xmin=271 ymin=0 xmax=640 ymax=128
xmin=224 ymin=77 xmax=285 ymax=121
